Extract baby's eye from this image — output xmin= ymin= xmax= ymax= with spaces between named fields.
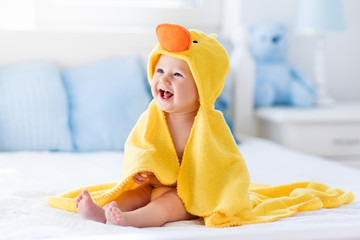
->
xmin=174 ymin=72 xmax=183 ymax=77
xmin=157 ymin=68 xmax=164 ymax=73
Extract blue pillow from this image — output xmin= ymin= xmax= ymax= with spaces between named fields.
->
xmin=0 ymin=61 xmax=73 ymax=151
xmin=62 ymin=55 xmax=150 ymax=151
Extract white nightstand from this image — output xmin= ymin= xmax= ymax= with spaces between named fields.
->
xmin=255 ymin=103 xmax=360 ymax=168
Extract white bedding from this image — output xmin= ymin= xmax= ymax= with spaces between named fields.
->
xmin=1 ymin=137 xmax=360 ymax=240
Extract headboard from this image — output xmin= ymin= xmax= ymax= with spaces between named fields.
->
xmin=0 ymin=28 xmax=256 ymax=137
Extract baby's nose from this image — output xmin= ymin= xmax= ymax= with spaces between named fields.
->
xmin=159 ymin=75 xmax=171 ymax=85
xmin=156 ymin=23 xmax=192 ymax=52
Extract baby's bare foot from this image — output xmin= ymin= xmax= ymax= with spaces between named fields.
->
xmin=105 ymin=201 xmax=127 ymax=226
xmin=75 ymin=189 xmax=106 ymax=223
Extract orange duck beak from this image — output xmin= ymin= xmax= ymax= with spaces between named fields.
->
xmin=156 ymin=23 xmax=192 ymax=52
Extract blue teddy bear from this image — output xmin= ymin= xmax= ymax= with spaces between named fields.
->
xmin=249 ymin=23 xmax=315 ymax=107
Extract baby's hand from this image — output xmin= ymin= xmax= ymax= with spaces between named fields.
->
xmin=133 ymin=171 xmax=154 ymax=184
xmin=133 ymin=171 xmax=169 ymax=187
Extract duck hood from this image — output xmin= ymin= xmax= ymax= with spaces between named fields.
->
xmin=148 ymin=23 xmax=230 ymax=106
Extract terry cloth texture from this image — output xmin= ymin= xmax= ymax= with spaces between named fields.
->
xmin=47 ymin=24 xmax=355 ymax=228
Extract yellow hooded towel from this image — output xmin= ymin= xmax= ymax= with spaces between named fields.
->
xmin=47 ymin=24 xmax=354 ymax=228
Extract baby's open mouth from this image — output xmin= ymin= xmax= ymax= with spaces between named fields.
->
xmin=160 ymin=89 xmax=174 ymax=99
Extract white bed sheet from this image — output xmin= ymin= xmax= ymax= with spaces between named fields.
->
xmin=1 ymin=137 xmax=360 ymax=240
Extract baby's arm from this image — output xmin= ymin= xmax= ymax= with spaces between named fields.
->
xmin=133 ymin=172 xmax=176 ymax=187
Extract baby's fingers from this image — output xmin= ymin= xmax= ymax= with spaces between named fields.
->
xmin=133 ymin=173 xmax=149 ymax=184
xmin=139 ymin=171 xmax=154 ymax=177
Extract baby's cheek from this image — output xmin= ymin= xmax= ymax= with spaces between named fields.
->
xmin=150 ymin=83 xmax=157 ymax=98
xmin=151 ymin=89 xmax=156 ymax=98
xmin=183 ymin=87 xmax=198 ymax=102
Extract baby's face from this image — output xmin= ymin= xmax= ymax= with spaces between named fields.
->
xmin=151 ymin=55 xmax=199 ymax=114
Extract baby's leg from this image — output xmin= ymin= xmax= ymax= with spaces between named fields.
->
xmin=105 ymin=188 xmax=196 ymax=227
xmin=76 ymin=184 xmax=152 ymax=223
xmin=111 ymin=183 xmax=152 ymax=212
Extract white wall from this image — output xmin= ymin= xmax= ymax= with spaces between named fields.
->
xmin=0 ymin=0 xmax=223 ymax=66
xmin=0 ymin=0 xmax=222 ymax=33
xmin=241 ymin=0 xmax=360 ymax=103
xmin=0 ymin=0 xmax=223 ymax=65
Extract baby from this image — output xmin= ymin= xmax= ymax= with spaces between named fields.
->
xmin=75 ymin=54 xmax=199 ymax=227
xmin=48 ymin=23 xmax=355 ymax=228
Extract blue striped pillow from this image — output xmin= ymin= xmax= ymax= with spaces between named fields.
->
xmin=0 ymin=61 xmax=73 ymax=151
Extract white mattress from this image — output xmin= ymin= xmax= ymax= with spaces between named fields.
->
xmin=1 ymin=137 xmax=360 ymax=240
